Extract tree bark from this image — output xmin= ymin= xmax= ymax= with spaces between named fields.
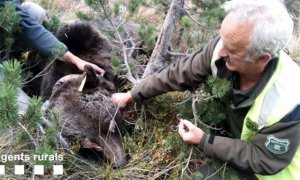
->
xmin=142 ymin=0 xmax=184 ymax=78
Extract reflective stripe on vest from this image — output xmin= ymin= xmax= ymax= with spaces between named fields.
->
xmin=211 ymin=39 xmax=300 ymax=179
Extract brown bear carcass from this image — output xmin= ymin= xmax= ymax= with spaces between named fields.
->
xmin=42 ymin=21 xmax=127 ymax=167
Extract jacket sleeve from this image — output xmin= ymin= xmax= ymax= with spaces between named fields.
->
xmin=131 ymin=38 xmax=219 ymax=101
xmin=15 ymin=3 xmax=67 ymax=57
xmin=198 ymin=119 xmax=300 ymax=175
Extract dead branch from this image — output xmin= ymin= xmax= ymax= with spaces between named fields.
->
xmin=183 ymin=8 xmax=207 ymax=28
xmin=180 ymin=147 xmax=194 ymax=178
xmin=167 ymin=50 xmax=190 ymax=57
xmin=142 ymin=0 xmax=185 ymax=78
xmin=22 ymin=57 xmax=56 ymax=85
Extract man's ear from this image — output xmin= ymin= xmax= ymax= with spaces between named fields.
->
xmin=258 ymin=52 xmax=272 ymax=67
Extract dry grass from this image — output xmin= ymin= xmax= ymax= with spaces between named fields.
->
xmin=29 ymin=0 xmax=95 ymax=22
xmin=132 ymin=6 xmax=163 ymax=26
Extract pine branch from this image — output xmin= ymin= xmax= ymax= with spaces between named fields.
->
xmin=183 ymin=8 xmax=207 ymax=28
xmin=192 ymin=95 xmax=222 ymax=131
xmin=98 ymin=0 xmax=138 ymax=84
xmin=18 ymin=122 xmax=38 ymax=150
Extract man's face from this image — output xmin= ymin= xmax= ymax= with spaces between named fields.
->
xmin=218 ymin=14 xmax=256 ymax=74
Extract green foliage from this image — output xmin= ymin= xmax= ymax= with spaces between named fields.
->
xmin=164 ymin=132 xmax=189 ymax=160
xmin=0 ymin=61 xmax=21 ymax=129
xmin=85 ymin=0 xmax=113 ymax=17
xmin=85 ymin=0 xmax=101 ymax=10
xmin=114 ymin=3 xmax=120 ymax=16
xmin=147 ymin=92 xmax=182 ymax=121
xmin=0 ymin=60 xmax=23 ymax=89
xmin=206 ymin=76 xmax=231 ymax=99
xmin=111 ymin=56 xmax=123 ymax=75
xmin=103 ymin=27 xmax=116 ymax=38
xmin=117 ymin=24 xmax=125 ymax=33
xmin=0 ymin=84 xmax=19 ymax=129
xmin=43 ymin=15 xmax=61 ymax=34
xmin=0 ymin=2 xmax=21 ymax=50
xmin=198 ymin=76 xmax=231 ymax=125
xmin=136 ymin=54 xmax=147 ymax=63
xmin=44 ymin=109 xmax=62 ymax=148
xmin=181 ymin=16 xmax=192 ymax=30
xmin=197 ymin=100 xmax=227 ymax=124
xmin=44 ymin=125 xmax=58 ymax=149
xmin=179 ymin=98 xmax=194 ymax=120
xmin=32 ymin=144 xmax=56 ymax=171
xmin=138 ymin=24 xmax=156 ymax=52
xmin=192 ymin=0 xmax=226 ymax=28
xmin=128 ymin=0 xmax=144 ymax=14
xmin=0 ymin=59 xmax=59 ymax=176
xmin=184 ymin=31 xmax=194 ymax=47
xmin=190 ymin=172 xmax=204 ymax=179
xmin=21 ymin=96 xmax=43 ymax=128
xmin=179 ymin=76 xmax=231 ymax=128
xmin=202 ymin=7 xmax=225 ymax=27
xmin=75 ymin=11 xmax=92 ymax=21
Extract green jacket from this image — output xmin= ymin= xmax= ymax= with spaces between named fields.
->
xmin=131 ymin=38 xmax=300 ymax=177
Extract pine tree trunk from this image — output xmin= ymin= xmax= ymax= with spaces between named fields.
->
xmin=142 ymin=0 xmax=184 ymax=78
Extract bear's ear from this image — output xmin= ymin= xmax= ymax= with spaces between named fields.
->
xmin=83 ymin=65 xmax=100 ymax=89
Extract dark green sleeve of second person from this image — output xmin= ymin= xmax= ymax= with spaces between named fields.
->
xmin=198 ymin=119 xmax=300 ymax=175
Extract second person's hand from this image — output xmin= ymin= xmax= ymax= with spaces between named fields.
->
xmin=111 ymin=91 xmax=134 ymax=108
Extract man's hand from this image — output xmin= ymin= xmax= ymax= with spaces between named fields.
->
xmin=62 ymin=51 xmax=105 ymax=76
xmin=111 ymin=91 xmax=134 ymax=108
xmin=178 ymin=120 xmax=203 ymax=145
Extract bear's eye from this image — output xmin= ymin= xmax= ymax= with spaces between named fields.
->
xmin=53 ymin=81 xmax=64 ymax=89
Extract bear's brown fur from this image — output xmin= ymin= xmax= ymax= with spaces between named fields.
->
xmin=40 ymin=21 xmax=115 ymax=100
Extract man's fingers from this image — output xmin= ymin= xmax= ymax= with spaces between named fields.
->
xmin=182 ymin=120 xmax=195 ymax=129
xmin=111 ymin=93 xmax=126 ymax=108
xmin=178 ymin=123 xmax=185 ymax=137
xmin=178 ymin=120 xmax=189 ymax=136
xmin=93 ymin=65 xmax=105 ymax=76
